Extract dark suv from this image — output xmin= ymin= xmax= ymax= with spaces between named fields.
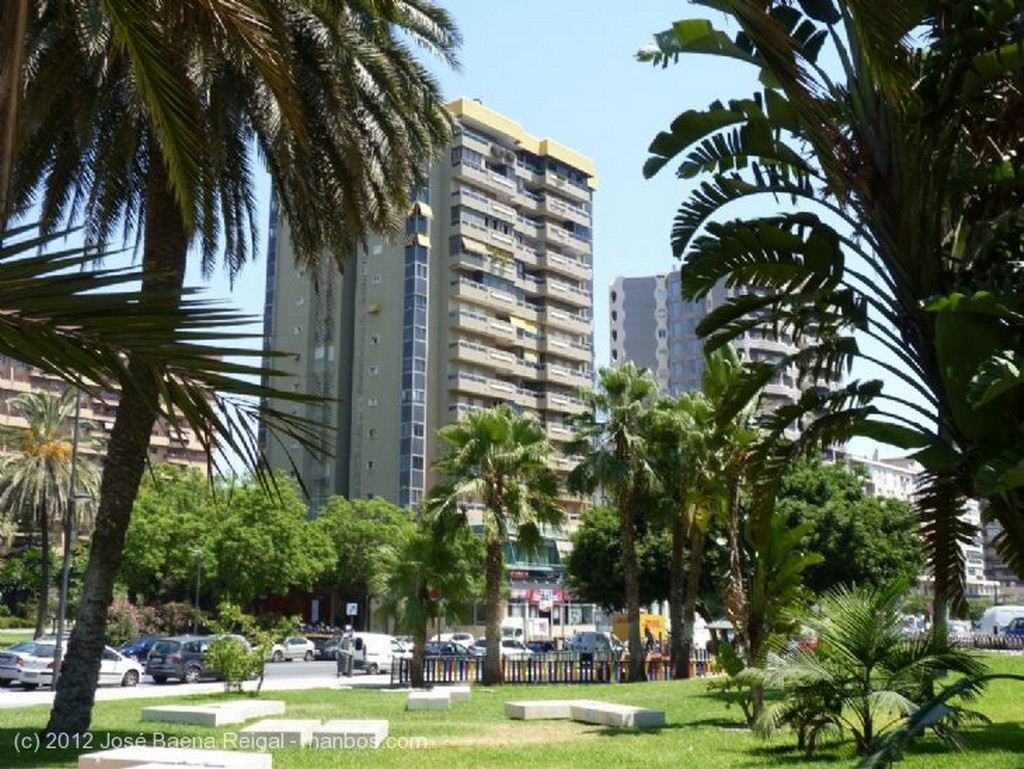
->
xmin=145 ymin=635 xmax=218 ymax=684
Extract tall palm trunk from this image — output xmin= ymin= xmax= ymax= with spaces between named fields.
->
xmin=668 ymin=513 xmax=686 ymax=678
xmin=620 ymin=489 xmax=646 ymax=682
xmin=680 ymin=525 xmax=706 ymax=680
xmin=0 ymin=0 xmax=28 ymax=218
xmin=410 ymin=613 xmax=427 ymax=688
xmin=34 ymin=501 xmax=50 ymax=638
xmin=482 ymin=536 xmax=504 ymax=685
xmin=46 ymin=156 xmax=187 ymax=737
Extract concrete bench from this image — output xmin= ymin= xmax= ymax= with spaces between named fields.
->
xmin=569 ymin=701 xmax=665 ymax=729
xmin=238 ymin=718 xmax=321 ymax=749
xmin=141 ymin=700 xmax=286 ymax=727
xmin=407 ymin=690 xmax=450 ymax=710
xmin=435 ymin=684 xmax=471 ymax=702
xmin=505 ymin=699 xmax=597 ymax=720
xmin=77 ymin=746 xmax=271 ymax=768
xmin=312 ymin=719 xmax=390 ymax=749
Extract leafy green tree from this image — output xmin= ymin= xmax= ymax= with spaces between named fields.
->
xmin=745 ymin=582 xmax=988 ymax=757
xmin=120 ymin=465 xmax=219 ymax=604
xmin=426 ymin=404 xmax=564 ymax=685
xmin=778 ymin=458 xmax=926 ymax=594
xmin=9 ymin=1 xmax=459 ymax=736
xmin=381 ymin=525 xmax=484 ymax=688
xmin=214 ymin=476 xmax=332 ymax=607
xmin=314 ymin=497 xmax=416 ymax=627
xmin=565 ymin=504 xmax=672 ymax=612
xmin=640 ymin=1 xmax=1024 ymax=625
xmin=568 ymin=362 xmax=659 ymax=683
xmin=0 ymin=389 xmax=100 ymax=637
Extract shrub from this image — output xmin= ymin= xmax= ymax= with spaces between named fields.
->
xmin=205 ymin=636 xmax=261 ymax=693
xmin=105 ymin=599 xmax=143 ymax=646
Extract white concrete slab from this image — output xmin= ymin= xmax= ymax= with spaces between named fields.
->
xmin=505 ymin=699 xmax=596 ymax=720
xmin=312 ymin=719 xmax=390 ymax=749
xmin=237 ymin=718 xmax=321 ymax=749
xmin=76 ymin=746 xmax=271 ymax=768
xmin=435 ymin=684 xmax=471 ymax=702
xmin=141 ymin=700 xmax=286 ymax=726
xmin=569 ymin=701 xmax=666 ymax=729
xmin=407 ymin=690 xmax=450 ymax=710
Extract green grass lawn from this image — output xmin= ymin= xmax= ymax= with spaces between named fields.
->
xmin=1 ymin=653 xmax=1021 ymax=768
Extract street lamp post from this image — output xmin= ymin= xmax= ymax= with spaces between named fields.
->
xmin=192 ymin=549 xmax=203 ymax=634
xmin=53 ymin=390 xmax=83 ymax=690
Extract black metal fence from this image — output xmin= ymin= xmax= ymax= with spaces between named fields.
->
xmin=390 ymin=650 xmax=717 ymax=686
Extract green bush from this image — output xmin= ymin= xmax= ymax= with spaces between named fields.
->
xmin=205 ymin=636 xmax=261 ymax=693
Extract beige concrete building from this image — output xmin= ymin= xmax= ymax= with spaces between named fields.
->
xmin=0 ymin=357 xmax=209 ymax=472
xmin=263 ymin=98 xmax=597 ymax=518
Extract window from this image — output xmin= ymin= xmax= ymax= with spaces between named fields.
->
xmin=366 ymin=460 xmax=376 ymax=470
xmin=368 ymin=428 xmax=377 ymax=439
xmin=370 ymin=335 xmax=379 ymax=346
xmin=371 ymin=273 xmax=382 ymax=285
xmin=367 ymin=397 xmax=379 ymax=407
xmin=369 ymin=365 xmax=379 ymax=377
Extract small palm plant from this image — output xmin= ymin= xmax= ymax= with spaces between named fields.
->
xmin=744 ymin=582 xmax=988 ymax=756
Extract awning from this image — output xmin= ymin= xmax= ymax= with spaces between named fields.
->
xmin=412 ymin=201 xmax=433 ymax=218
xmin=461 ymin=236 xmax=489 ymax=255
xmin=510 ymin=316 xmax=538 ymax=333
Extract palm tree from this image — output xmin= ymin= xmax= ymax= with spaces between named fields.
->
xmin=746 ymin=582 xmax=988 ymax=757
xmin=647 ymin=346 xmax=757 ymax=678
xmin=640 ymin=1 xmax=1024 ymax=620
xmin=382 ymin=525 xmax=483 ymax=688
xmin=8 ymin=1 xmax=460 ymax=736
xmin=425 ymin=404 xmax=564 ymax=685
xmin=0 ymin=389 xmax=99 ymax=638
xmin=567 ymin=362 xmax=658 ymax=682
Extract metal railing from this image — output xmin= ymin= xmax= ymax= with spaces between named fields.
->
xmin=390 ymin=650 xmax=717 ymax=686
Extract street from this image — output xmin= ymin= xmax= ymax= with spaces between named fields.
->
xmin=0 ymin=661 xmax=393 ymax=710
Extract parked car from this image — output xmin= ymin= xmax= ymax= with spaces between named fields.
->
xmin=977 ymin=605 xmax=1024 ymax=635
xmin=268 ymin=636 xmax=315 ymax=662
xmin=8 ymin=641 xmax=56 ymax=690
xmin=145 ymin=635 xmax=227 ymax=684
xmin=526 ymin=640 xmax=556 ymax=654
xmin=1005 ymin=617 xmax=1024 ymax=638
xmin=423 ymin=641 xmax=473 ymax=659
xmin=0 ymin=640 xmax=54 ymax=687
xmin=347 ymin=632 xmax=409 ymax=674
xmin=118 ymin=635 xmax=158 ymax=662
xmin=565 ymin=631 xmax=624 ymax=658
xmin=499 ymin=639 xmax=534 ymax=657
xmin=20 ymin=645 xmax=142 ymax=689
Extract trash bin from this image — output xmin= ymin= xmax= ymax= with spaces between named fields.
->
xmin=337 ymin=647 xmax=354 ymax=677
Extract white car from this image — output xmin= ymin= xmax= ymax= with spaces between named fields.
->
xmin=269 ymin=636 xmax=315 ymax=662
xmin=19 ymin=644 xmax=142 ymax=689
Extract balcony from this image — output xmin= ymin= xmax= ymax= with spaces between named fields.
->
xmin=542 ymin=363 xmax=592 ymax=389
xmin=448 ymin=371 xmax=518 ymax=400
xmin=541 ymin=306 xmax=591 ymax=335
xmin=541 ymin=195 xmax=591 ymax=227
xmin=540 ymin=250 xmax=591 ymax=281
xmin=450 ymin=308 xmax=518 ymax=345
xmin=543 ymin=170 xmax=591 ymax=204
xmin=539 ymin=278 xmax=591 ymax=309
xmin=544 ymin=421 xmax=575 ymax=443
xmin=540 ymin=335 xmax=593 ymax=364
xmin=452 ymin=161 xmax=517 ymax=202
xmin=541 ymin=390 xmax=589 ymax=416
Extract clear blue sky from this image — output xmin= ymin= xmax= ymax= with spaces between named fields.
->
xmin=213 ymin=0 xmax=757 ymax=371
xmin=203 ymin=1 xmax=904 ymax=459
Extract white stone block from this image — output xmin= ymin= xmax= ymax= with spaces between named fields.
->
xmin=436 ymin=685 xmax=471 ymax=702
xmin=311 ymin=720 xmax=389 ymax=749
xmin=504 ymin=699 xmax=594 ymax=720
xmin=141 ymin=700 xmax=286 ymax=727
xmin=407 ymin=690 xmax=450 ymax=710
xmin=77 ymin=746 xmax=271 ymax=769
xmin=569 ymin=701 xmax=665 ymax=729
xmin=237 ymin=718 xmax=321 ymax=749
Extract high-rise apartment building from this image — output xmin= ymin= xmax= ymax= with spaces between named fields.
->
xmin=609 ymin=273 xmax=804 ymax=412
xmin=263 ymin=98 xmax=597 ymax=518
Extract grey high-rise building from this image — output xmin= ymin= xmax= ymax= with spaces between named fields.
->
xmin=609 ymin=272 xmax=804 ymax=412
xmin=263 ymin=98 xmax=596 ymax=518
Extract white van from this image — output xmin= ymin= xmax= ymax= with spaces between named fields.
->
xmin=350 ymin=633 xmax=407 ymax=674
xmin=977 ymin=605 xmax=1024 ymax=635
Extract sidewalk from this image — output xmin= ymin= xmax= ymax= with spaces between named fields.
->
xmin=0 ymin=671 xmax=366 ymax=710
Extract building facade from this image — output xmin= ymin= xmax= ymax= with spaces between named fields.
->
xmin=263 ymin=99 xmax=599 ymax=633
xmin=609 ymin=273 xmax=804 ymax=412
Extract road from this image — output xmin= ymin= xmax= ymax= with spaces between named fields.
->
xmin=0 ymin=660 xmax=393 ymax=710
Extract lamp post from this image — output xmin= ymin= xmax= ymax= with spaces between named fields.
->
xmin=53 ymin=390 xmax=83 ymax=690
xmin=192 ymin=549 xmax=203 ymax=634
